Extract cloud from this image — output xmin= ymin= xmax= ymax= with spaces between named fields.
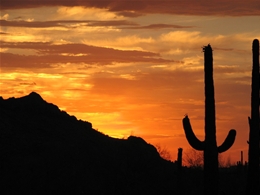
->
xmin=0 ymin=19 xmax=195 ymax=30
xmin=0 ymin=13 xmax=9 ymax=19
xmin=0 ymin=32 xmax=9 ymax=35
xmin=80 ymin=30 xmax=259 ymax=70
xmin=122 ymin=23 xmax=196 ymax=30
xmin=0 ymin=19 xmax=138 ymax=28
xmin=56 ymin=6 xmax=123 ymax=20
xmin=0 ymin=41 xmax=174 ymax=69
xmin=83 ymin=35 xmax=159 ymax=51
xmin=1 ymin=0 xmax=259 ymax=16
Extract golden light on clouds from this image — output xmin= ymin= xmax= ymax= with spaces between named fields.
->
xmin=56 ymin=6 xmax=124 ymax=20
xmin=1 ymin=0 xmax=259 ymax=163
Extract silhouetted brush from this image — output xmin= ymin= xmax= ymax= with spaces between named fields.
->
xmin=182 ymin=44 xmax=236 ymax=195
xmin=246 ymin=39 xmax=259 ymax=195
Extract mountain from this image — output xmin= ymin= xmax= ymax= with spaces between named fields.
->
xmin=0 ymin=92 xmax=177 ymax=195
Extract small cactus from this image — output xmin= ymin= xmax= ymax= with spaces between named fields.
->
xmin=241 ymin=151 xmax=244 ymax=166
xmin=182 ymin=44 xmax=236 ymax=195
xmin=177 ymin=148 xmax=183 ymax=171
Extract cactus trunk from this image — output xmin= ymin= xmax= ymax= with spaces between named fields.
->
xmin=203 ymin=45 xmax=218 ymax=195
xmin=241 ymin=151 xmax=243 ymax=165
xmin=246 ymin=39 xmax=259 ymax=195
xmin=182 ymin=44 xmax=236 ymax=195
xmin=177 ymin=148 xmax=183 ymax=171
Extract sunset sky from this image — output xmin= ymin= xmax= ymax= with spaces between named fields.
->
xmin=0 ymin=0 xmax=259 ymax=163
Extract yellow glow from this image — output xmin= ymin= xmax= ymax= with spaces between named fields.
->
xmin=0 ymin=72 xmax=31 ymax=80
xmin=119 ymin=74 xmax=137 ymax=80
xmin=37 ymin=73 xmax=63 ymax=79
xmin=0 ymin=14 xmax=9 ymax=20
xmin=60 ymin=53 xmax=89 ymax=56
xmin=1 ymin=29 xmax=51 ymax=42
xmin=150 ymin=65 xmax=168 ymax=68
xmin=160 ymin=31 xmax=202 ymax=43
xmin=183 ymin=56 xmax=203 ymax=68
xmin=165 ymin=48 xmax=186 ymax=55
xmin=56 ymin=6 xmax=124 ymax=20
xmin=83 ymin=35 xmax=154 ymax=51
xmin=0 ymin=48 xmax=8 ymax=52
xmin=68 ymin=111 xmax=138 ymax=138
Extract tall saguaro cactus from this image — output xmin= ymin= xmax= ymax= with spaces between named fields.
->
xmin=182 ymin=44 xmax=236 ymax=195
xmin=246 ymin=39 xmax=259 ymax=195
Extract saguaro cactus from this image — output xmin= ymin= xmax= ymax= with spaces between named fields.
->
xmin=246 ymin=39 xmax=259 ymax=195
xmin=177 ymin=148 xmax=183 ymax=171
xmin=182 ymin=44 xmax=236 ymax=195
xmin=241 ymin=151 xmax=243 ymax=166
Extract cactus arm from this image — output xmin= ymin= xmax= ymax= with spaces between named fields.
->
xmin=182 ymin=115 xmax=204 ymax=151
xmin=217 ymin=129 xmax=236 ymax=153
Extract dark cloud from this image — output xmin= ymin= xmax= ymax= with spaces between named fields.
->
xmin=123 ymin=24 xmax=195 ymax=30
xmin=0 ymin=19 xmax=65 ymax=28
xmin=116 ymin=11 xmax=145 ymax=17
xmin=1 ymin=0 xmax=259 ymax=16
xmin=0 ymin=19 xmax=138 ymax=28
xmin=0 ymin=19 xmax=194 ymax=30
xmin=19 ymin=82 xmax=36 ymax=86
xmin=0 ymin=41 xmax=174 ymax=68
xmin=0 ymin=31 xmax=9 ymax=35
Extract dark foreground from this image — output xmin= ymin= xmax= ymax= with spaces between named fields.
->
xmin=0 ymin=92 xmax=253 ymax=195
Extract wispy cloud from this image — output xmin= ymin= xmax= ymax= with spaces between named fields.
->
xmin=0 ymin=19 xmax=195 ymax=31
xmin=122 ymin=23 xmax=196 ymax=30
xmin=0 ymin=31 xmax=9 ymax=35
xmin=0 ymin=41 xmax=174 ymax=69
xmin=0 ymin=19 xmax=138 ymax=28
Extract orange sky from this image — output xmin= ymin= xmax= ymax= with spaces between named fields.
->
xmin=0 ymin=0 xmax=260 ymax=164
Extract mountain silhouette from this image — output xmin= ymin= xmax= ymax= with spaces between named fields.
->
xmin=0 ymin=92 xmax=177 ymax=195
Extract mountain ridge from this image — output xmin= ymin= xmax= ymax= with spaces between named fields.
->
xmin=0 ymin=92 xmax=177 ymax=195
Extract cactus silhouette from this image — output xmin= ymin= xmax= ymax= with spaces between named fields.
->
xmin=177 ymin=148 xmax=183 ymax=171
xmin=246 ymin=39 xmax=259 ymax=195
xmin=182 ymin=44 xmax=236 ymax=195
